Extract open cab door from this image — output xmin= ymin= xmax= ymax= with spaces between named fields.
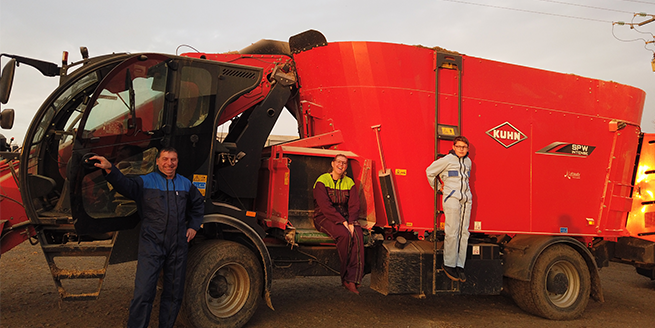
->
xmin=69 ymin=54 xmax=171 ymax=235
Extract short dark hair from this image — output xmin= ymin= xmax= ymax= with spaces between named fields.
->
xmin=453 ymin=136 xmax=469 ymax=146
xmin=157 ymin=147 xmax=178 ymax=159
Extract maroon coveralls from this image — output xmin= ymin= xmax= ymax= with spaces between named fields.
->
xmin=313 ymin=173 xmax=364 ymax=285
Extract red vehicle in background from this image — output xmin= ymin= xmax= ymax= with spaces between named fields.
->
xmin=1 ymin=30 xmax=654 ymax=327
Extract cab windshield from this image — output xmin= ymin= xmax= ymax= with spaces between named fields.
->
xmin=82 ymin=59 xmax=167 ymax=139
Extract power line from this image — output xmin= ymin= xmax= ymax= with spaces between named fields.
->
xmin=535 ymin=0 xmax=633 ymax=14
xmin=618 ymin=0 xmax=655 ymax=5
xmin=441 ymin=0 xmax=613 ymax=23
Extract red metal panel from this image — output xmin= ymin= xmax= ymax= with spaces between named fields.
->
xmin=294 ymin=42 xmax=436 ymax=230
xmin=465 ymin=99 xmax=532 ymax=234
xmin=358 ymin=159 xmax=376 ymax=229
xmin=0 ymin=159 xmax=35 ymax=254
xmin=257 ymin=153 xmax=291 ymax=230
xmin=293 ymin=41 xmax=646 ymax=238
xmin=283 ymin=130 xmax=343 ymax=148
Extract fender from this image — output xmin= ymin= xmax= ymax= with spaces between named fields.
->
xmin=202 ymin=206 xmax=274 ymax=310
xmin=503 ymin=234 xmax=604 ymax=302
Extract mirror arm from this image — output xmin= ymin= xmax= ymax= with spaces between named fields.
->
xmin=1 ymin=54 xmax=60 ymax=77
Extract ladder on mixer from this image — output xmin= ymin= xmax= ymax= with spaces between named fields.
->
xmin=432 ymin=51 xmax=464 ymax=293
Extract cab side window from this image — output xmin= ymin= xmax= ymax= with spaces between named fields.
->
xmin=177 ymin=66 xmax=212 ymax=129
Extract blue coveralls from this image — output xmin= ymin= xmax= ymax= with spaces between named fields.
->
xmin=105 ymin=166 xmax=204 ymax=328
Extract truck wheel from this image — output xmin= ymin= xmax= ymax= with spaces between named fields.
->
xmin=508 ymin=244 xmax=590 ymax=320
xmin=182 ymin=239 xmax=262 ymax=328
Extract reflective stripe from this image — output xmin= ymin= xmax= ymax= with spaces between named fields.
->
xmin=313 ymin=173 xmax=355 ymax=190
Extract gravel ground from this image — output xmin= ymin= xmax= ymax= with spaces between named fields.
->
xmin=1 ymin=241 xmax=655 ymax=328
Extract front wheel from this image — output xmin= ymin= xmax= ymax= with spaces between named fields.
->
xmin=508 ymin=244 xmax=591 ymax=320
xmin=182 ymin=239 xmax=263 ymax=328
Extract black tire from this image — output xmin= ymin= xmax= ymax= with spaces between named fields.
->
xmin=508 ymin=244 xmax=591 ymax=320
xmin=182 ymin=239 xmax=263 ymax=328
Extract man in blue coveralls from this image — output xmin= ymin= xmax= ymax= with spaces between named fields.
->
xmin=91 ymin=147 xmax=204 ymax=328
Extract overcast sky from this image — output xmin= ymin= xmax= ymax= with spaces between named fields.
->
xmin=1 ymin=0 xmax=654 ymax=145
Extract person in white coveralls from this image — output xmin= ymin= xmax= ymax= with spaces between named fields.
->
xmin=426 ymin=136 xmax=473 ymax=283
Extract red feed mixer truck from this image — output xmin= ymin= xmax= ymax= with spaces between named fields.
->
xmin=1 ymin=30 xmax=654 ymax=326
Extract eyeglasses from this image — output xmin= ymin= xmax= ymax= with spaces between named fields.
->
xmin=454 ymin=145 xmax=468 ymax=150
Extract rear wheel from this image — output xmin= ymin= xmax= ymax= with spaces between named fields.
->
xmin=508 ymin=244 xmax=590 ymax=320
xmin=182 ymin=239 xmax=262 ymax=328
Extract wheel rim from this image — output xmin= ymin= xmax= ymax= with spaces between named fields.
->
xmin=545 ymin=259 xmax=580 ymax=308
xmin=205 ymin=262 xmax=251 ymax=318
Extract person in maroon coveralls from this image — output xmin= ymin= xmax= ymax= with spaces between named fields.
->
xmin=313 ymin=154 xmax=364 ymax=294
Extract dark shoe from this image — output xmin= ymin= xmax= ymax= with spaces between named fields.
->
xmin=343 ymin=281 xmax=360 ymax=295
xmin=457 ymin=267 xmax=466 ymax=282
xmin=442 ymin=265 xmax=459 ymax=282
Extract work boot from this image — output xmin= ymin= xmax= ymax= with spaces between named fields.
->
xmin=457 ymin=267 xmax=466 ymax=282
xmin=342 ymin=281 xmax=359 ymax=295
xmin=442 ymin=265 xmax=459 ymax=282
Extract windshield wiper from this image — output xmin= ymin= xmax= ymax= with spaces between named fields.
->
xmin=125 ymin=68 xmax=137 ymax=129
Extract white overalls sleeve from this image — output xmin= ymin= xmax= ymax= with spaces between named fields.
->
xmin=426 ymin=157 xmax=449 ymax=190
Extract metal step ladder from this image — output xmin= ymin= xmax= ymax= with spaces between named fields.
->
xmin=432 ymin=51 xmax=464 ymax=293
xmin=36 ymin=224 xmax=117 ymax=301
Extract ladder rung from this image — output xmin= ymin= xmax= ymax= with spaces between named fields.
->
xmin=61 ymin=292 xmax=101 ymax=301
xmin=52 ymin=268 xmax=106 ymax=279
xmin=41 ymin=244 xmax=113 ymax=255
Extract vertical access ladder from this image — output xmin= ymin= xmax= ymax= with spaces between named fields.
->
xmin=432 ymin=51 xmax=463 ymax=293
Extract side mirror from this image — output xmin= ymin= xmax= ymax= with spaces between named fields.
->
xmin=0 ymin=108 xmax=14 ymax=129
xmin=0 ymin=59 xmax=17 ymax=104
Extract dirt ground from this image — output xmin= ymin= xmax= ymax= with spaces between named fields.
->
xmin=1 ymin=241 xmax=655 ymax=328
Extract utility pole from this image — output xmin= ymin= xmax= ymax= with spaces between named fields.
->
xmin=614 ymin=13 xmax=655 ymax=71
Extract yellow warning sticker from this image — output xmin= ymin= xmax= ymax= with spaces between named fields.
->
xmin=193 ymin=174 xmax=208 ymax=196
xmin=395 ymin=169 xmax=407 ymax=176
xmin=440 ymin=126 xmax=456 ymax=136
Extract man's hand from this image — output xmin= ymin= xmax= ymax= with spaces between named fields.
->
xmin=89 ymin=155 xmax=112 ymax=173
xmin=186 ymin=228 xmax=197 ymax=242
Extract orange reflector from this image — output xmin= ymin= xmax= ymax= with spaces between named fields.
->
xmin=246 ymin=211 xmax=256 ymax=217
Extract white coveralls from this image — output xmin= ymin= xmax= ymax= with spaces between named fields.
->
xmin=425 ymin=151 xmax=472 ymax=269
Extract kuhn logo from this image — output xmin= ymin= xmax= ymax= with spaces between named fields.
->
xmin=486 ymin=122 xmax=527 ymax=148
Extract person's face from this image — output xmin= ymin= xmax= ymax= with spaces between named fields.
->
xmin=156 ymin=151 xmax=178 ymax=178
xmin=453 ymin=141 xmax=469 ymax=158
xmin=331 ymin=156 xmax=348 ymax=177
